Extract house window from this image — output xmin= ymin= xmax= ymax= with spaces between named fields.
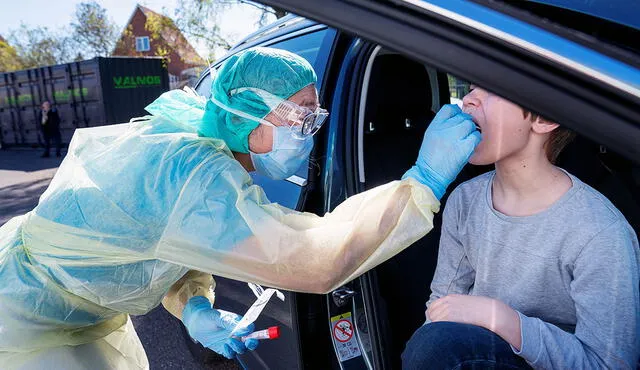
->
xmin=135 ymin=36 xmax=150 ymax=52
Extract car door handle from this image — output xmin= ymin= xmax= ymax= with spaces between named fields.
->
xmin=332 ymin=287 xmax=357 ymax=307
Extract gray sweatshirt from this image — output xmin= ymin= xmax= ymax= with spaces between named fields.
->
xmin=426 ymin=171 xmax=639 ymax=369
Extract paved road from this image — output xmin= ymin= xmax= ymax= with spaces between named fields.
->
xmin=0 ymin=148 xmax=241 ymax=370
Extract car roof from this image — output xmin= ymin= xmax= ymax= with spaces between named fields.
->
xmin=527 ymin=0 xmax=640 ymax=30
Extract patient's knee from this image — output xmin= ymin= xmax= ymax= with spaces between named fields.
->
xmin=403 ymin=322 xmax=466 ymax=363
xmin=402 ymin=321 xmax=528 ymax=370
xmin=402 ymin=322 xmax=492 ymax=369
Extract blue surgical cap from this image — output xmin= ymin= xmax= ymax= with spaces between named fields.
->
xmin=200 ymin=47 xmax=317 ymax=153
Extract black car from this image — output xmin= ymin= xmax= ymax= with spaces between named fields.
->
xmin=185 ymin=1 xmax=640 ymax=368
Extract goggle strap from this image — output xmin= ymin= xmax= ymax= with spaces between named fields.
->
xmin=229 ymin=87 xmax=283 ymax=111
xmin=209 ymin=95 xmax=275 ymax=127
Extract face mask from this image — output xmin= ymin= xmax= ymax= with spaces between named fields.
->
xmin=250 ymin=125 xmax=314 ymax=180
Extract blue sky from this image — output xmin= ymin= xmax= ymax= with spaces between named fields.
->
xmin=0 ymin=0 xmax=275 ymax=58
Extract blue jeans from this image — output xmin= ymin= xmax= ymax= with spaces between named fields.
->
xmin=402 ymin=322 xmax=532 ymax=369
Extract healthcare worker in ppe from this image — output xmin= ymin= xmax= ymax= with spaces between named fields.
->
xmin=0 ymin=47 xmax=480 ymax=368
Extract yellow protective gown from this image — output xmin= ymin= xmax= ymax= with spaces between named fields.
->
xmin=0 ymin=93 xmax=439 ymax=367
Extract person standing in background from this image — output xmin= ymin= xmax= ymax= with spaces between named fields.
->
xmin=39 ymin=100 xmax=61 ymax=158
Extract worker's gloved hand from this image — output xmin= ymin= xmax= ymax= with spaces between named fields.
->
xmin=182 ymin=296 xmax=259 ymax=359
xmin=403 ymin=104 xmax=481 ymax=200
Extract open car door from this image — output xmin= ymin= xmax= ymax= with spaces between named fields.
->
xmin=255 ymin=1 xmax=640 ymax=369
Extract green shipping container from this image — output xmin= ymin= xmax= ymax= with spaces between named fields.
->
xmin=0 ymin=57 xmax=170 ymax=146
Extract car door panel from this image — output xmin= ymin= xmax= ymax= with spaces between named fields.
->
xmin=322 ymin=38 xmax=381 ymax=370
xmin=250 ymin=1 xmax=640 ymax=369
xmin=190 ymin=26 xmax=337 ymax=370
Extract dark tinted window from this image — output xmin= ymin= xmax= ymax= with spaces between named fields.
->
xmin=196 ymin=29 xmax=329 ymax=101
xmin=267 ymin=29 xmax=328 ymax=67
xmin=194 ymin=28 xmax=333 ymax=208
xmin=194 ymin=73 xmax=212 ymax=97
xmin=263 ymin=28 xmax=331 ymax=183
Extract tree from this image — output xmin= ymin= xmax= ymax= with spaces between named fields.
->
xmin=243 ymin=1 xmax=287 ymax=26
xmin=143 ymin=11 xmax=186 ymax=65
xmin=4 ymin=25 xmax=75 ymax=70
xmin=0 ymin=37 xmax=24 ymax=72
xmin=217 ymin=1 xmax=287 ymax=27
xmin=173 ymin=0 xmax=287 ymax=59
xmin=71 ymin=1 xmax=118 ymax=57
xmin=0 ymin=1 xmax=116 ymax=71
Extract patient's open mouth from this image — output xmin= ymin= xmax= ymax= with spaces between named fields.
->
xmin=470 ymin=117 xmax=481 ymax=132
xmin=463 ymin=108 xmax=481 ymax=132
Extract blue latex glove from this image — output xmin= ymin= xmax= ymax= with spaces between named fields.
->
xmin=403 ymin=104 xmax=481 ymax=200
xmin=182 ymin=296 xmax=259 ymax=359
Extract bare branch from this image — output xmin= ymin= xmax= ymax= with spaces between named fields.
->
xmin=235 ymin=0 xmax=277 ymax=15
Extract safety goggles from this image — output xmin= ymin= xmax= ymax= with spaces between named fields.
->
xmin=210 ymin=87 xmax=328 ymax=140
xmin=270 ymin=99 xmax=329 ymax=139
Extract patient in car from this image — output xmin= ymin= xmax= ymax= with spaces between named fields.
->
xmin=402 ymin=86 xmax=639 ymax=369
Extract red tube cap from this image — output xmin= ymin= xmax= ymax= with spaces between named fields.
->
xmin=268 ymin=326 xmax=280 ymax=339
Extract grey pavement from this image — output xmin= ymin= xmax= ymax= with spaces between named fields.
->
xmin=0 ymin=148 xmax=241 ymax=370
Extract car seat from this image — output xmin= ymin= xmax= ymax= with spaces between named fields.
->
xmin=362 ymin=54 xmax=435 ymax=188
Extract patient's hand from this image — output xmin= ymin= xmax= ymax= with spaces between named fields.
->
xmin=427 ymin=294 xmax=495 ymax=327
xmin=427 ymin=294 xmax=522 ymax=350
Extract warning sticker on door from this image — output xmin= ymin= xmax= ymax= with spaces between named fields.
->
xmin=330 ymin=312 xmax=362 ymax=362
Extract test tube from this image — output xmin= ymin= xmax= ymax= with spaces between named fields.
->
xmin=240 ymin=326 xmax=280 ymax=342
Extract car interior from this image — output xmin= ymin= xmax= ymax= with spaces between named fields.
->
xmin=360 ymin=52 xmax=440 ymax=189
xmin=357 ymin=49 xmax=639 ymax=368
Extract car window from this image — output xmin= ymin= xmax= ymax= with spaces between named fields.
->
xmin=447 ymin=74 xmax=470 ymax=107
xmin=267 ymin=29 xmax=327 ymax=66
xmin=194 ymin=73 xmax=212 ymax=97
xmin=196 ymin=29 xmax=330 ymax=98
xmin=193 ymin=28 xmax=333 ymax=209
xmin=261 ymin=28 xmax=332 ymax=182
